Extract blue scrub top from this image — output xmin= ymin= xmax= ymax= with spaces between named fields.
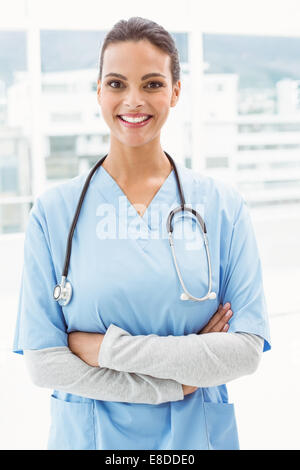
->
xmin=13 ymin=160 xmax=271 ymax=450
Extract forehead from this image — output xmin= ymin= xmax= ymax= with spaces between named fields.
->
xmin=102 ymin=40 xmax=171 ymax=77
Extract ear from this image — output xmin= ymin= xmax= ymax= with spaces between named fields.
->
xmin=97 ymin=79 xmax=101 ymax=105
xmin=170 ymin=80 xmax=181 ymax=108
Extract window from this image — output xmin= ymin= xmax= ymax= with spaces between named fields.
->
xmin=237 ymin=163 xmax=257 ymax=170
xmin=238 ymin=123 xmax=300 ymax=133
xmin=206 ymin=156 xmax=229 ymax=168
xmin=270 ymin=161 xmax=300 ymax=169
xmin=49 ymin=136 xmax=76 ymax=154
xmin=0 ymin=30 xmax=31 ymax=234
xmin=238 ymin=144 xmax=300 ymax=151
xmin=50 ymin=112 xmax=82 ymax=123
xmin=184 ymin=157 xmax=192 ymax=168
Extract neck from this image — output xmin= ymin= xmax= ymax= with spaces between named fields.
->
xmin=102 ymin=139 xmax=172 ymax=184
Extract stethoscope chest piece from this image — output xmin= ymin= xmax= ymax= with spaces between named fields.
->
xmin=53 ymin=276 xmax=72 ymax=306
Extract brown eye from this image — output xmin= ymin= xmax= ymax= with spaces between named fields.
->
xmin=147 ymin=81 xmax=163 ymax=89
xmin=107 ymin=80 xmax=123 ymax=89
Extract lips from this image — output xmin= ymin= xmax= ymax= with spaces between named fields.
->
xmin=117 ymin=115 xmax=153 ymax=128
xmin=118 ymin=113 xmax=153 ymax=118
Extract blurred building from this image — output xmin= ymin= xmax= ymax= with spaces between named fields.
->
xmin=238 ymin=88 xmax=276 ymax=115
xmin=202 ymin=74 xmax=300 ymax=207
xmin=276 ymin=78 xmax=300 ymax=115
xmin=235 ymin=115 xmax=300 ymax=206
xmin=202 ymin=73 xmax=238 ymax=185
xmin=0 ymin=127 xmax=31 ymax=233
xmin=0 ymin=80 xmax=6 ymax=127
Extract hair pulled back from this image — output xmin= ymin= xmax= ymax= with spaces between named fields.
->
xmin=98 ymin=16 xmax=181 ymax=85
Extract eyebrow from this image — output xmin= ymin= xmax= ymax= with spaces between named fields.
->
xmin=104 ymin=72 xmax=167 ymax=81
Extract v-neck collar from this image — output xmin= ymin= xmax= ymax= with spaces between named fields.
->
xmin=90 ymin=160 xmax=190 ymax=251
xmin=96 ymin=164 xmax=177 ymax=230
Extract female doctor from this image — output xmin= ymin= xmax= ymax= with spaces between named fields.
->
xmin=13 ymin=17 xmax=271 ymax=450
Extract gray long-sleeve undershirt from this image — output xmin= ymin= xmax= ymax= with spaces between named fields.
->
xmin=98 ymin=325 xmax=264 ymax=387
xmin=24 ymin=328 xmax=263 ymax=404
xmin=24 ymin=346 xmax=184 ymax=405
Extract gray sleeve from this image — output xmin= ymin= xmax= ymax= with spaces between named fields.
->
xmin=23 ymin=347 xmax=184 ymax=405
xmin=98 ymin=325 xmax=264 ymax=387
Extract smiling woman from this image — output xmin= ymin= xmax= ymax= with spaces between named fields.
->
xmin=13 ymin=16 xmax=270 ymax=451
xmin=96 ymin=39 xmax=181 ymax=175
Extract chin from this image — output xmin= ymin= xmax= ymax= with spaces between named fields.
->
xmin=117 ymin=134 xmax=155 ymax=146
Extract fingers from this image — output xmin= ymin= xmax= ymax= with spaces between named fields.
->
xmin=200 ymin=303 xmax=233 ymax=334
xmin=182 ymin=384 xmax=198 ymax=396
xmin=201 ymin=302 xmax=229 ymax=331
xmin=210 ymin=303 xmax=231 ymax=328
xmin=210 ymin=306 xmax=233 ymax=332
xmin=222 ymin=322 xmax=230 ymax=332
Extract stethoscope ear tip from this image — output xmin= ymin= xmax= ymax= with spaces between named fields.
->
xmin=209 ymin=292 xmax=217 ymax=299
xmin=180 ymin=292 xmax=190 ymax=301
xmin=181 ymin=291 xmax=217 ymax=301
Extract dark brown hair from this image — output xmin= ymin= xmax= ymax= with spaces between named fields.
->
xmin=98 ymin=17 xmax=181 ymax=85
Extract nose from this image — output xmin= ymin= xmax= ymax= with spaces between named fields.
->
xmin=123 ymin=87 xmax=145 ymax=109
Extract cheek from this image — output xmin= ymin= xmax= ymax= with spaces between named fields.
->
xmin=155 ymin=95 xmax=169 ymax=109
xmin=154 ymin=95 xmax=171 ymax=117
xmin=156 ymin=99 xmax=170 ymax=123
xmin=99 ymin=94 xmax=118 ymax=117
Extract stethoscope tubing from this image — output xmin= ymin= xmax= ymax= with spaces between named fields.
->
xmin=53 ymin=151 xmax=216 ymax=306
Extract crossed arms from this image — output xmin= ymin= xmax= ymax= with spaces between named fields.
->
xmin=24 ymin=303 xmax=263 ymax=404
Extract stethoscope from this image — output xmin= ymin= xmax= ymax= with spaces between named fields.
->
xmin=53 ymin=151 xmax=217 ymax=306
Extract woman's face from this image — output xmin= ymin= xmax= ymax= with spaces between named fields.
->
xmin=97 ymin=40 xmax=181 ymax=148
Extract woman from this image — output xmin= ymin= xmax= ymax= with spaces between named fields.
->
xmin=13 ymin=17 xmax=271 ymax=450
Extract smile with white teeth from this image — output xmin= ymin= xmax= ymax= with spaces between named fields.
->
xmin=119 ymin=115 xmax=151 ymax=123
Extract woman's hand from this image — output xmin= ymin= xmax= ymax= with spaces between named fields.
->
xmin=198 ymin=302 xmax=233 ymax=334
xmin=68 ymin=331 xmax=105 ymax=367
xmin=182 ymin=302 xmax=233 ymax=396
xmin=182 ymin=384 xmax=199 ymax=396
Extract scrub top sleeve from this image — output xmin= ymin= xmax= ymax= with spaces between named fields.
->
xmin=221 ymin=196 xmax=271 ymax=352
xmin=13 ymin=198 xmax=68 ymax=354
